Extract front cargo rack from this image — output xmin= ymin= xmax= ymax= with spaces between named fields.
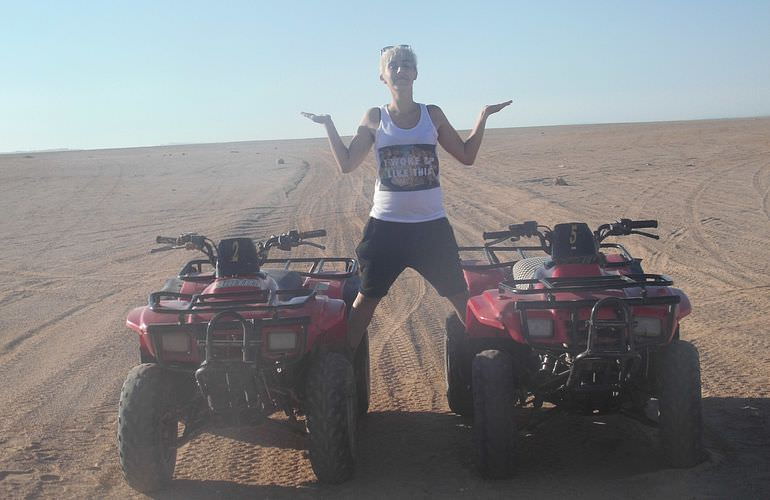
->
xmin=176 ymin=257 xmax=359 ymax=283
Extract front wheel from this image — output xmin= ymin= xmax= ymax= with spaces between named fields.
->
xmin=472 ymin=349 xmax=516 ymax=479
xmin=306 ymin=351 xmax=358 ymax=483
xmin=655 ymin=340 xmax=704 ymax=467
xmin=117 ymin=364 xmax=183 ymax=493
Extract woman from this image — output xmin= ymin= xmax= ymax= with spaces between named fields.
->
xmin=302 ymin=45 xmax=511 ymax=351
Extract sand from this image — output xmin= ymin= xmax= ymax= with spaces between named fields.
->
xmin=0 ymin=117 xmax=768 ymax=498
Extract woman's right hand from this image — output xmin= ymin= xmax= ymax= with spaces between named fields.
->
xmin=301 ymin=112 xmax=332 ymax=125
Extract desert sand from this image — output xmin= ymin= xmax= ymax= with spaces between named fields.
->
xmin=0 ymin=117 xmax=768 ymax=498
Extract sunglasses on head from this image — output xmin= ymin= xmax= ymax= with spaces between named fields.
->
xmin=381 ymin=44 xmax=411 ymax=54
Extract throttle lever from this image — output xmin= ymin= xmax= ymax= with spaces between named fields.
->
xmin=630 ymin=230 xmax=659 ymax=240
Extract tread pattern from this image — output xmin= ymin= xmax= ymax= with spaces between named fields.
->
xmin=656 ymin=340 xmax=704 ymax=467
xmin=117 ymin=363 xmax=180 ymax=493
xmin=445 ymin=313 xmax=473 ymax=416
xmin=472 ymin=350 xmax=516 ymax=478
xmin=305 ymin=352 xmax=357 ymax=483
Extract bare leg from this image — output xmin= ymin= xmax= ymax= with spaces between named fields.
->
xmin=347 ymin=292 xmax=381 ymax=350
xmin=447 ymin=290 xmax=469 ymax=326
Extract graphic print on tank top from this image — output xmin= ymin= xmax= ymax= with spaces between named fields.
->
xmin=376 ymin=144 xmax=440 ymax=192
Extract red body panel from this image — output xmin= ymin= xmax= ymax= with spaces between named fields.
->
xmin=464 ymin=261 xmax=691 ymax=348
xmin=303 ymin=275 xmax=346 ymax=301
xmin=126 ymin=274 xmax=350 ymax=363
xmin=541 ymin=263 xmax=602 ymax=278
xmin=462 ymin=259 xmax=509 ymax=297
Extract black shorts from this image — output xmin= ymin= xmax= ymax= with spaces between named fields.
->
xmin=355 ymin=217 xmax=467 ymax=298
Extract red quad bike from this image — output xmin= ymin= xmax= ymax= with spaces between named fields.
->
xmin=448 ymin=219 xmax=703 ymax=478
xmin=118 ymin=230 xmax=368 ymax=492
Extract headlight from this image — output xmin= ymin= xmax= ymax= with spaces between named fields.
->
xmin=632 ymin=317 xmax=662 ymax=337
xmin=266 ymin=330 xmax=298 ymax=351
xmin=527 ymin=318 xmax=553 ymax=338
xmin=161 ymin=332 xmax=191 ymax=353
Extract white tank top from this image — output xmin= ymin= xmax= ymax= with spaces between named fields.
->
xmin=370 ymin=103 xmax=446 ymax=223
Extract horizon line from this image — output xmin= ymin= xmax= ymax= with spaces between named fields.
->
xmin=3 ymin=113 xmax=769 ymax=156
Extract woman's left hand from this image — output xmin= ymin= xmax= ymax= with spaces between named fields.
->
xmin=483 ymin=100 xmax=513 ymax=117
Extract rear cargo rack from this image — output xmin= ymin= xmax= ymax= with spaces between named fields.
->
xmin=500 ymin=273 xmax=673 ymax=296
xmin=262 ymin=257 xmax=358 ymax=279
xmin=148 ymin=288 xmax=315 ymax=314
xmin=458 ymin=242 xmax=638 ymax=271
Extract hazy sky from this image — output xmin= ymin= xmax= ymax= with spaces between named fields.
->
xmin=2 ymin=1 xmax=769 ymax=152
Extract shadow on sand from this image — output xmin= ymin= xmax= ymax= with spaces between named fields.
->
xmin=151 ymin=396 xmax=769 ymax=499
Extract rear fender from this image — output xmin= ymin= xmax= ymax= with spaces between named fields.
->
xmin=125 ymin=306 xmax=158 ymax=359
xmin=671 ymin=287 xmax=692 ymax=320
xmin=303 ymin=275 xmax=351 ymax=301
xmin=462 ymin=263 xmax=509 ymax=297
xmin=307 ymin=296 xmax=347 ymax=351
xmin=466 ymin=291 xmax=521 ymax=341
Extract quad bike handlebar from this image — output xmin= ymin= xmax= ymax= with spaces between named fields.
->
xmin=151 ymin=233 xmax=213 ymax=254
xmin=594 ymin=219 xmax=659 ymax=242
xmin=298 ymin=229 xmax=327 ymax=239
xmin=150 ymin=229 xmax=327 ymax=262
xmin=483 ymin=221 xmax=549 ymax=249
xmin=263 ymin=229 xmax=327 ymax=252
xmin=481 ymin=218 xmax=660 ymax=254
xmin=626 ymin=219 xmax=658 ymax=229
xmin=482 ymin=220 xmax=539 ymax=241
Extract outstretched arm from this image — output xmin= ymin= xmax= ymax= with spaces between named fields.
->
xmin=301 ymin=108 xmax=378 ymax=173
xmin=431 ymin=101 xmax=512 ymax=166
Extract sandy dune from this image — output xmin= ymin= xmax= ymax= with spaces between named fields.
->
xmin=0 ymin=118 xmax=768 ymax=498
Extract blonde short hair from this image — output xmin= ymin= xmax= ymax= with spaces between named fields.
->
xmin=379 ymin=45 xmax=418 ymax=77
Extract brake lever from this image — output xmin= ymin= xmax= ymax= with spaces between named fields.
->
xmin=484 ymin=236 xmax=513 ymax=247
xmin=630 ymin=230 xmax=659 ymax=240
xmin=301 ymin=241 xmax=326 ymax=250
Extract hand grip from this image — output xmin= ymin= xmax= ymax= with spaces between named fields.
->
xmin=299 ymin=229 xmax=327 ymax=239
xmin=156 ymin=236 xmax=177 ymax=245
xmin=628 ymin=220 xmax=658 ymax=229
xmin=483 ymin=230 xmax=512 ymax=240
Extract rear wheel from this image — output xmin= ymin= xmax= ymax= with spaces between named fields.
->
xmin=306 ymin=351 xmax=357 ymax=483
xmin=472 ymin=349 xmax=516 ymax=478
xmin=354 ymin=331 xmax=370 ymax=416
xmin=446 ymin=313 xmax=473 ymax=416
xmin=655 ymin=340 xmax=704 ymax=467
xmin=117 ymin=364 xmax=183 ymax=493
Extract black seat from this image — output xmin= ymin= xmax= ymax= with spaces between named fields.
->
xmin=263 ymin=269 xmax=305 ymax=290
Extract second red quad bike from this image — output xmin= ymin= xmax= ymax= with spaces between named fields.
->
xmin=118 ymin=230 xmax=368 ymax=492
xmin=448 ymin=219 xmax=703 ymax=478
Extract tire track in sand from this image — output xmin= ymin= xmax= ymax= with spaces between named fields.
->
xmin=683 ymin=161 xmax=753 ymax=287
xmin=751 ymin=163 xmax=770 ymax=220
